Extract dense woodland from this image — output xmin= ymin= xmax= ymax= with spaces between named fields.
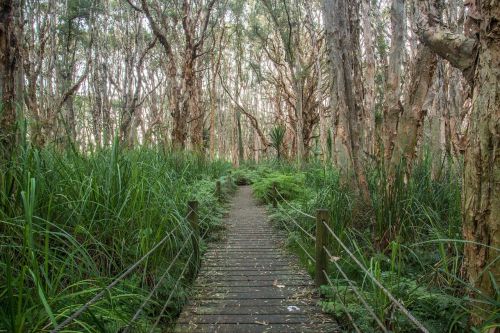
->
xmin=0 ymin=0 xmax=498 ymax=332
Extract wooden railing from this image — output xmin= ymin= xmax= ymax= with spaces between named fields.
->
xmin=273 ymin=185 xmax=429 ymax=333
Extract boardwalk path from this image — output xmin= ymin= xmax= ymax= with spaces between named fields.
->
xmin=175 ymin=186 xmax=338 ymax=332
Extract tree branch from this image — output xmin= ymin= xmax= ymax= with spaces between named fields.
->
xmin=218 ymin=72 xmax=269 ymax=149
xmin=416 ymin=1 xmax=477 ymax=83
xmin=418 ymin=25 xmax=476 ymax=79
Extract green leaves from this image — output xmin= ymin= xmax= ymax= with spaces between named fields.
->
xmin=242 ymin=158 xmax=471 ymax=332
xmin=252 ymin=171 xmax=305 ymax=204
xmin=269 ymin=125 xmax=286 ymax=160
xmin=0 ymin=146 xmax=231 ymax=332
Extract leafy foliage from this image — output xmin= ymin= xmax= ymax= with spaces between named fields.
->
xmin=0 ymin=144 xmax=231 ymax=332
xmin=238 ymin=157 xmax=493 ymax=332
xmin=269 ymin=125 xmax=286 ymax=160
xmin=252 ymin=171 xmax=306 ymax=204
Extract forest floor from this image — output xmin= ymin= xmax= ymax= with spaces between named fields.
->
xmin=175 ymin=186 xmax=337 ymax=332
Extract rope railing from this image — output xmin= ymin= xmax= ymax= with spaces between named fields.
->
xmin=270 ymin=186 xmax=316 ymax=262
xmin=50 ymin=222 xmax=185 ymax=333
xmin=122 ymin=230 xmax=195 ymax=333
xmin=50 ymin=198 xmax=208 ymax=333
xmin=124 ymin=185 xmax=217 ymax=331
xmin=275 ymin=188 xmax=316 ymax=220
xmin=137 ymin=214 xmax=212 ymax=333
xmin=324 ymin=246 xmax=388 ymax=332
xmin=323 ymin=270 xmax=363 ymax=333
xmin=276 ymin=200 xmax=316 ymax=241
xmin=275 ymin=206 xmax=316 ymax=262
xmin=270 ymin=185 xmax=429 ymax=332
xmin=321 ymin=220 xmax=430 ymax=333
xmin=149 ymin=252 xmax=194 ymax=333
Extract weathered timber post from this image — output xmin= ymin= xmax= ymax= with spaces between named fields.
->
xmin=272 ymin=182 xmax=278 ymax=208
xmin=315 ymin=208 xmax=329 ymax=287
xmin=188 ymin=200 xmax=200 ymax=272
xmin=216 ymin=180 xmax=222 ymax=202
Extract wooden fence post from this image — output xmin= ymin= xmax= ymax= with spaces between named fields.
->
xmin=272 ymin=182 xmax=278 ymax=208
xmin=315 ymin=208 xmax=329 ymax=287
xmin=216 ymin=180 xmax=222 ymax=202
xmin=188 ymin=200 xmax=200 ymax=271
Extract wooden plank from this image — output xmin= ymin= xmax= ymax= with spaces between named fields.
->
xmin=183 ymin=305 xmax=317 ymax=316
xmin=192 ymin=280 xmax=313 ymax=287
xmin=200 ymin=264 xmax=295 ymax=270
xmin=185 ymin=299 xmax=307 ymax=307
xmin=174 ymin=186 xmax=337 ymax=333
xmin=172 ymin=323 xmax=338 ymax=333
xmin=198 ymin=270 xmax=305 ymax=276
xmin=193 ymin=286 xmax=311 ymax=293
xmin=177 ymin=314 xmax=310 ymax=324
xmin=202 ymin=257 xmax=293 ymax=262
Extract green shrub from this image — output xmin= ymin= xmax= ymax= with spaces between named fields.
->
xmin=231 ymin=167 xmax=256 ymax=185
xmin=0 ymin=144 xmax=231 ymax=332
xmin=239 ymin=156 xmax=476 ymax=332
xmin=251 ymin=171 xmax=306 ymax=204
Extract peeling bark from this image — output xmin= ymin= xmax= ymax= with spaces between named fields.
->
xmin=383 ymin=0 xmax=405 ymax=164
xmin=418 ymin=0 xmax=499 ymax=325
xmin=323 ymin=0 xmax=371 ymax=202
xmin=0 ymin=0 xmax=20 ymax=161
xmin=391 ymin=46 xmax=437 ymax=177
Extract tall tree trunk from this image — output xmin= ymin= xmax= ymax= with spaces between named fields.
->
xmin=236 ymin=41 xmax=244 ymax=162
xmin=209 ymin=60 xmax=217 ymax=160
xmin=60 ymin=11 xmax=77 ymax=147
xmin=390 ymin=45 xmax=437 ymax=179
xmin=317 ymin=68 xmax=328 ymax=161
xmin=169 ymin=64 xmax=183 ymax=150
xmin=308 ymin=8 xmax=327 ymax=161
xmin=462 ymin=36 xmax=500 ymax=325
xmin=293 ymin=73 xmax=305 ymax=166
xmin=323 ymin=0 xmax=371 ymax=202
xmin=362 ymin=0 xmax=376 ymax=156
xmin=383 ymin=0 xmax=405 ymax=166
xmin=231 ymin=61 xmax=240 ymax=167
xmin=0 ymin=0 xmax=20 ymax=161
xmin=418 ymin=0 xmax=499 ymax=325
xmin=188 ymin=54 xmax=204 ymax=151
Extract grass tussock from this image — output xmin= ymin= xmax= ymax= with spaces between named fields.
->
xmin=0 ymin=143 xmax=232 ymax=332
xmin=238 ymin=156 xmax=497 ymax=333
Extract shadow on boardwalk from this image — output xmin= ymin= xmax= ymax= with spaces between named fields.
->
xmin=175 ymin=186 xmax=338 ymax=333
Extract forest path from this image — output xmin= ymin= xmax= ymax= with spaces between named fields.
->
xmin=175 ymin=186 xmax=338 ymax=333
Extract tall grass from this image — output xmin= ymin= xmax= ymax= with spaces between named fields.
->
xmin=239 ymin=157 xmax=496 ymax=332
xmin=0 ymin=143 xmax=231 ymax=332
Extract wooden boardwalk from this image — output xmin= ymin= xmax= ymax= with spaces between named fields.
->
xmin=175 ymin=186 xmax=338 ymax=332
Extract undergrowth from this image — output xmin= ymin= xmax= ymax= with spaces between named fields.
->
xmin=238 ymin=158 xmax=498 ymax=332
xmin=0 ymin=143 xmax=232 ymax=332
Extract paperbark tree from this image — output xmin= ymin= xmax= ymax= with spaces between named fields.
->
xmin=208 ymin=31 xmax=224 ymax=160
xmin=389 ymin=45 xmax=437 ymax=179
xmin=0 ymin=0 xmax=20 ymax=161
xmin=261 ymin=0 xmax=306 ymax=165
xmin=305 ymin=2 xmax=328 ymax=161
xmin=383 ymin=0 xmax=405 ymax=165
xmin=418 ymin=0 xmax=499 ymax=325
xmin=133 ymin=0 xmax=217 ymax=151
xmin=322 ymin=0 xmax=371 ymax=202
xmin=361 ymin=0 xmax=376 ymax=155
